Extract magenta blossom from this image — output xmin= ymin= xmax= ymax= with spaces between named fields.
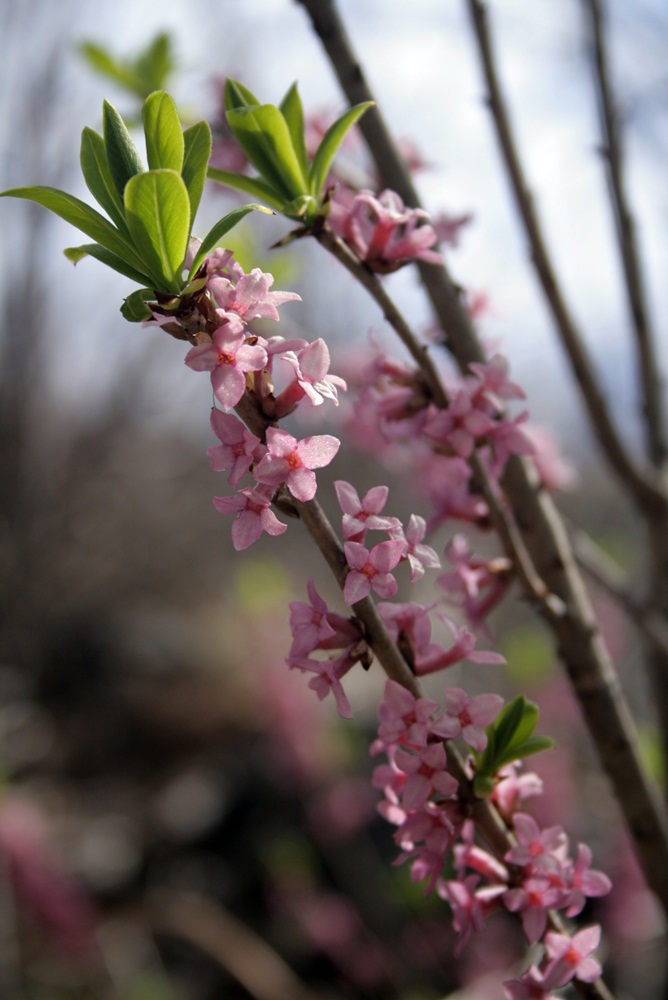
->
xmin=213 ymin=483 xmax=287 ymax=550
xmin=253 ymin=427 xmax=340 ymax=502
xmin=184 ymin=319 xmax=268 ymax=409
xmin=343 ymin=539 xmax=405 ymax=605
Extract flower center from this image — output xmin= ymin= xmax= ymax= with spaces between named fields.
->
xmin=217 ymin=351 xmax=234 ymax=366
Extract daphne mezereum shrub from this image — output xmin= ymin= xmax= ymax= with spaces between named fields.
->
xmin=5 ymin=37 xmax=664 ymax=997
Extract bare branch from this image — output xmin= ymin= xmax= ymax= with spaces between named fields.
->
xmin=466 ymin=0 xmax=666 ymax=513
xmin=584 ymin=0 xmax=666 ymax=471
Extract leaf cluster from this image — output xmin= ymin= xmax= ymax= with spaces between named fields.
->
xmin=1 ymin=93 xmax=268 ymax=320
xmin=472 ymin=695 xmax=555 ymax=798
xmin=208 ymin=79 xmax=374 ymax=222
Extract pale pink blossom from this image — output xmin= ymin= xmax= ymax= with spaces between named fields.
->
xmin=328 ymin=187 xmax=443 ymax=272
xmin=185 ymin=319 xmax=268 ymax=409
xmin=213 ymin=483 xmax=287 ymax=549
xmin=393 ymin=743 xmax=458 ymax=809
xmin=342 ymin=539 xmax=405 ymax=605
xmin=563 ymin=843 xmax=612 ymax=917
xmin=279 ymin=338 xmax=347 ymax=408
xmin=503 ymin=966 xmax=561 ymax=1000
xmin=424 ymin=389 xmax=496 ymax=459
xmin=208 ymin=408 xmax=263 ymax=489
xmin=254 ymin=427 xmax=340 ymax=502
xmin=413 ymin=615 xmax=505 ymax=678
xmin=334 ymin=480 xmax=400 ymax=542
xmin=391 ymin=514 xmax=441 ymax=582
xmin=503 ymin=877 xmax=566 ymax=944
xmin=542 ymin=925 xmax=602 ymax=989
xmin=372 ymin=679 xmax=439 ymax=753
xmin=431 ymin=687 xmax=504 ymax=752
xmin=208 ymin=264 xmax=301 ymax=322
xmin=505 ymin=813 xmax=568 ymax=872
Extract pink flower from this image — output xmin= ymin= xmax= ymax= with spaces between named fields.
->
xmin=208 ymin=408 xmax=263 ymax=489
xmin=505 ymin=813 xmax=568 ymax=872
xmin=298 ymin=654 xmax=354 ymax=719
xmin=437 ymin=874 xmax=501 ymax=955
xmin=279 ymin=338 xmax=347 ymax=407
xmin=424 ymin=389 xmax=496 ymax=458
xmin=491 ymin=763 xmax=543 ymax=821
xmin=343 ymin=539 xmax=405 ymax=605
xmin=213 ymin=483 xmax=287 ymax=549
xmin=431 ymin=688 xmax=504 ymax=753
xmin=503 ymin=877 xmax=565 ymax=944
xmin=393 ymin=743 xmax=458 ymax=809
xmin=503 ymin=966 xmax=561 ymax=1000
xmin=563 ymin=843 xmax=612 ymax=917
xmin=372 ymin=679 xmax=440 ymax=753
xmin=334 ymin=480 xmax=401 ymax=542
xmin=413 ymin=615 xmax=505 ymax=677
xmin=208 ymin=265 xmax=301 ymax=322
xmin=392 ymin=514 xmax=441 ymax=582
xmin=542 ymin=925 xmax=602 ymax=989
xmin=185 ymin=319 xmax=268 ymax=409
xmin=254 ymin=427 xmax=340 ymax=502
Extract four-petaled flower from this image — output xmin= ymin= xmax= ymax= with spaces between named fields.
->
xmin=185 ymin=318 xmax=268 ymax=409
xmin=343 ymin=539 xmax=405 ymax=605
xmin=253 ymin=427 xmax=340 ymax=502
xmin=213 ymin=484 xmax=287 ymax=550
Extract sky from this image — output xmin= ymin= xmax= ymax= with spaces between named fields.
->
xmin=1 ymin=0 xmax=667 ymax=451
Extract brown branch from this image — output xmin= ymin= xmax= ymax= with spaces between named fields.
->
xmin=146 ymin=891 xmax=322 ymax=1000
xmin=466 ymin=0 xmax=666 ymax=513
xmin=584 ymin=0 xmax=666 ymax=472
xmin=295 ymin=0 xmax=668 ymax=923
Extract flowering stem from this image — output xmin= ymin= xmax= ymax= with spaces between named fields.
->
xmin=297 ymin=0 xmax=668 ymax=919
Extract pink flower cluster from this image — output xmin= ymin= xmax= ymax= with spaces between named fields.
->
xmin=371 ymin=681 xmax=611 ymax=992
xmin=181 ymin=250 xmax=346 ymax=549
xmin=328 ymin=187 xmax=443 ymax=272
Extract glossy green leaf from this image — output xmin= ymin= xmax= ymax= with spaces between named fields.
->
xmin=496 ymin=735 xmax=555 ymax=769
xmin=142 ymin=91 xmax=184 ymax=173
xmin=189 ymin=203 xmax=273 ymax=275
xmin=124 ymin=168 xmax=190 ymax=291
xmin=207 ymin=167 xmax=285 ymax=213
xmin=224 ymin=78 xmax=262 ymax=113
xmin=80 ymin=127 xmax=128 ymax=233
xmin=64 ymin=243 xmax=154 ymax=285
xmin=103 ymin=99 xmax=144 ymax=197
xmin=279 ymin=82 xmax=309 ymax=180
xmin=0 ymin=185 xmax=143 ymax=267
xmin=309 ymin=101 xmax=374 ymax=199
xmin=182 ymin=121 xmax=212 ymax=229
xmin=121 ymin=287 xmax=155 ymax=322
xmin=226 ymin=105 xmax=306 ymax=200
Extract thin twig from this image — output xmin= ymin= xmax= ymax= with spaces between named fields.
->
xmin=584 ymin=0 xmax=666 ymax=472
xmin=466 ymin=0 xmax=666 ymax=513
xmin=295 ymin=0 xmax=668 ymax=921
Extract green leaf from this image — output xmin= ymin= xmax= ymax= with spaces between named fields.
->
xmin=142 ymin=91 xmax=184 ymax=173
xmin=134 ymin=32 xmax=174 ymax=94
xmin=224 ymin=78 xmax=262 ymax=113
xmin=504 ymin=698 xmax=539 ymax=753
xmin=80 ymin=127 xmax=128 ymax=233
xmin=309 ymin=101 xmax=374 ymax=199
xmin=182 ymin=121 xmax=212 ymax=229
xmin=121 ymin=287 xmax=154 ymax=322
xmin=1 ymin=185 xmax=144 ymax=267
xmin=207 ymin=167 xmax=285 ymax=213
xmin=77 ymin=42 xmax=141 ymax=93
xmin=226 ymin=104 xmax=306 ymax=200
xmin=279 ymin=82 xmax=309 ymax=180
xmin=190 ymin=203 xmax=273 ymax=275
xmin=496 ymin=735 xmax=555 ymax=769
xmin=64 ymin=243 xmax=154 ymax=285
xmin=103 ymin=99 xmax=145 ymax=197
xmin=124 ymin=168 xmax=190 ymax=292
